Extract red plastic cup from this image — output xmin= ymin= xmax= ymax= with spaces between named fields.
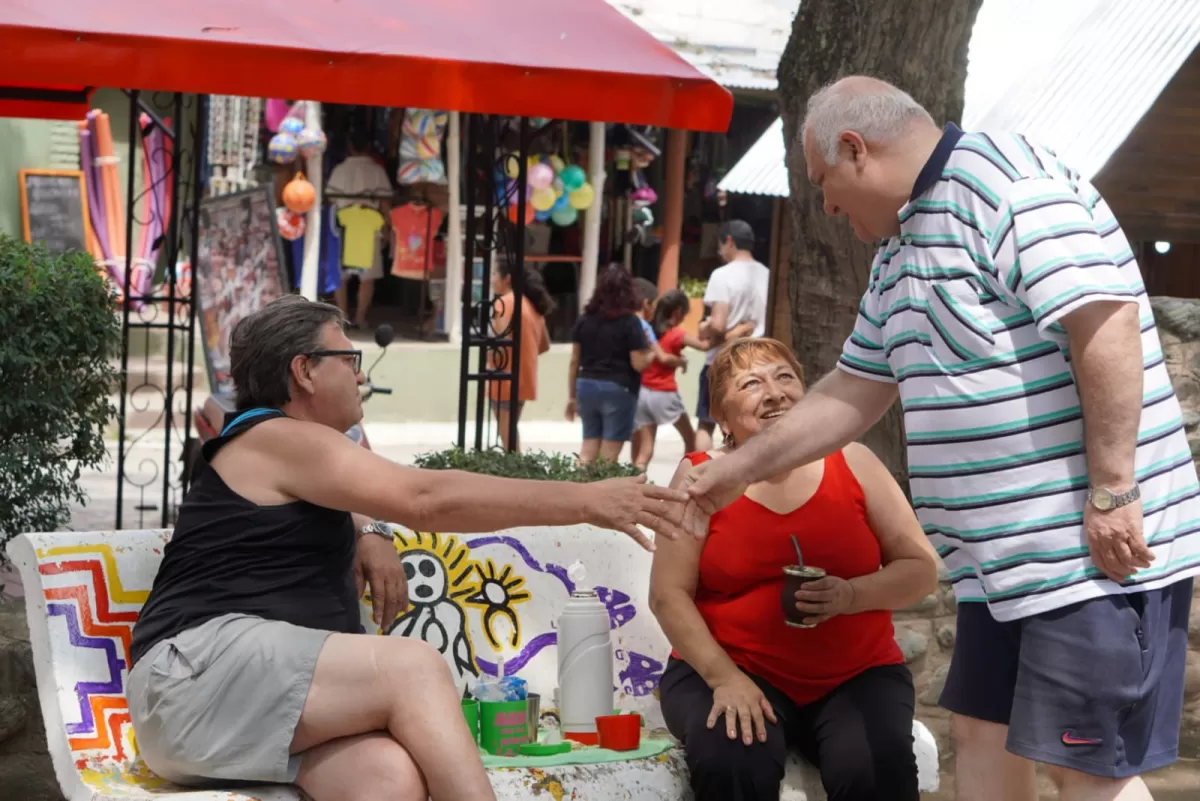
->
xmin=595 ymin=713 xmax=642 ymax=751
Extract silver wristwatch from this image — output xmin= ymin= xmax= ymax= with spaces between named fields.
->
xmin=359 ymin=520 xmax=393 ymax=540
xmin=1087 ymin=482 xmax=1140 ymax=512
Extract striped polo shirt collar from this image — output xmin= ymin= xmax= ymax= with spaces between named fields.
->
xmin=909 ymin=122 xmax=964 ymax=201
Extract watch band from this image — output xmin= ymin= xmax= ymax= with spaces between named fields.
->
xmin=1088 ymin=482 xmax=1141 ymax=511
xmin=359 ymin=520 xmax=393 ymax=540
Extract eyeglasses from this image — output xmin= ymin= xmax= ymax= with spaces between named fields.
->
xmin=306 ymin=349 xmax=363 ymax=374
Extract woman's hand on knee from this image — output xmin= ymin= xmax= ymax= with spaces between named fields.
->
xmin=706 ymin=671 xmax=777 ymax=746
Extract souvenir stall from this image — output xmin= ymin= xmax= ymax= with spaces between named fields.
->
xmin=0 ymin=0 xmax=732 ymax=527
xmin=268 ymin=103 xmax=615 ymax=342
xmin=267 ymin=103 xmax=454 ymax=337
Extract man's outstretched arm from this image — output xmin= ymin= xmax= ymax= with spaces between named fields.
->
xmin=259 ymin=419 xmax=687 ymax=550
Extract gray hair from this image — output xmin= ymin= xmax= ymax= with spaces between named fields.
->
xmin=802 ymin=77 xmax=935 ymax=164
xmin=229 ymin=294 xmax=345 ymax=411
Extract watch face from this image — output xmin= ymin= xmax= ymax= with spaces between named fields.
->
xmin=1091 ymin=487 xmax=1114 ymax=511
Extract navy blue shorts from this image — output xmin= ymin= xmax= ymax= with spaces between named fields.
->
xmin=695 ymin=365 xmax=713 ymax=424
xmin=940 ymin=579 xmax=1192 ymax=778
xmin=575 ymin=378 xmax=637 ymax=442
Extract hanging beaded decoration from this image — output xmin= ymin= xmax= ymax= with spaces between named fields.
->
xmin=207 ymin=95 xmax=264 ymax=196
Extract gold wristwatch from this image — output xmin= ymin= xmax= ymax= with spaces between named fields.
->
xmin=1087 ymin=483 xmax=1141 ymax=512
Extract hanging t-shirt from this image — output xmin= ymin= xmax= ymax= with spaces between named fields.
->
xmin=336 ymin=206 xmax=386 ymax=271
xmin=390 ymin=204 xmax=445 ymax=280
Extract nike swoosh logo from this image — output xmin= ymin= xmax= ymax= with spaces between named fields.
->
xmin=1061 ymin=731 xmax=1103 ymax=746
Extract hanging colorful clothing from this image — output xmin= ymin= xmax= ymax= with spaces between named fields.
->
xmin=290 ymin=204 xmax=343 ymax=296
xmin=390 ymin=204 xmax=444 ymax=280
xmin=336 ymin=206 xmax=386 ymax=272
xmin=396 ymin=109 xmax=448 ymax=185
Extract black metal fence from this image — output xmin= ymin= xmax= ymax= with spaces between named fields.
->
xmin=114 ymin=91 xmax=204 ymax=528
xmin=457 ymin=115 xmax=529 ymax=451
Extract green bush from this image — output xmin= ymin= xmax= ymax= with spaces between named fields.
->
xmin=413 ymin=447 xmax=641 ymax=482
xmin=679 ymin=275 xmax=708 ymax=299
xmin=0 ymin=236 xmax=120 ymax=548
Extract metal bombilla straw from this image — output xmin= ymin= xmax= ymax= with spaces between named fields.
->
xmin=792 ymin=535 xmax=804 ymax=567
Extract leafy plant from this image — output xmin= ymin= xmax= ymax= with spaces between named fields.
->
xmin=679 ymin=275 xmax=707 ymax=299
xmin=0 ymin=236 xmax=120 ymax=548
xmin=413 ymin=447 xmax=641 ymax=482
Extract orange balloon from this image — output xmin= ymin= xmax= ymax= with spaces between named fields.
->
xmin=282 ymin=172 xmax=316 ymax=214
xmin=507 ymin=202 xmax=535 ymax=225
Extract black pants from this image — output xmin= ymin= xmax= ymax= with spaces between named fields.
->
xmin=659 ymin=658 xmax=919 ymax=801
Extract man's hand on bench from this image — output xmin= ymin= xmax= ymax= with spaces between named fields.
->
xmin=355 ymin=533 xmax=409 ymax=627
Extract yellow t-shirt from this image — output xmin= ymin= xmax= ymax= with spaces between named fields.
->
xmin=336 ymin=206 xmax=386 ymax=270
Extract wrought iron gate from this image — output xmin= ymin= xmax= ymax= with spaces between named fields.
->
xmin=114 ymin=91 xmax=205 ymax=528
xmin=456 ymin=115 xmax=530 ymax=451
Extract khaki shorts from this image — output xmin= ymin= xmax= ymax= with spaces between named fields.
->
xmin=127 ymin=613 xmax=331 ymax=786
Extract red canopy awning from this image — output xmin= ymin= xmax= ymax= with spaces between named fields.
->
xmin=0 ymin=83 xmax=94 ymax=121
xmin=0 ymin=0 xmax=732 ymax=131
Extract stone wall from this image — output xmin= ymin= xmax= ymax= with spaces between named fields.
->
xmin=0 ymin=592 xmax=59 ymax=801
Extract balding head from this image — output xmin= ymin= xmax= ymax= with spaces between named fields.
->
xmin=798 ymin=76 xmax=945 ymax=243
xmin=802 ymin=76 xmax=936 ymax=165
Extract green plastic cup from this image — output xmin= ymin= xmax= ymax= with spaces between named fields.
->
xmin=461 ymin=698 xmax=480 ymax=742
xmin=479 ymin=699 xmax=532 ymax=756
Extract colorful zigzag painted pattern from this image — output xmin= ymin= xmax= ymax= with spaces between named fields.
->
xmin=36 ymin=544 xmax=149 ymax=765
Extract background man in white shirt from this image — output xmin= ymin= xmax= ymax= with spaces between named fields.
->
xmin=694 ymin=219 xmax=771 ymax=451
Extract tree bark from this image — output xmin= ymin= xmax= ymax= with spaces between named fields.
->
xmin=777 ymin=0 xmax=983 ymax=482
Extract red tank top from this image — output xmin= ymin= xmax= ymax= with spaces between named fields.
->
xmin=680 ymin=449 xmax=903 ymax=706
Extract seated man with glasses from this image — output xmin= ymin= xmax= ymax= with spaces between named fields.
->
xmin=127 ymin=294 xmax=688 ymax=801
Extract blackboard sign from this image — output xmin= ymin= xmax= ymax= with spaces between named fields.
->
xmin=19 ymin=169 xmax=89 ymax=256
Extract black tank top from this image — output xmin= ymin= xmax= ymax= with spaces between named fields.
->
xmin=130 ymin=408 xmax=360 ymax=665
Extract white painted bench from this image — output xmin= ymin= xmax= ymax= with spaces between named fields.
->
xmin=6 ymin=527 xmax=938 ymax=801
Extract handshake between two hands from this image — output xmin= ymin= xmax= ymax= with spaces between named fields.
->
xmin=582 ymin=459 xmax=749 ymax=551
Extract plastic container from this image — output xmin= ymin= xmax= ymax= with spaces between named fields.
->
xmin=595 ymin=713 xmax=642 ymax=751
xmin=461 ymin=698 xmax=480 ymax=742
xmin=519 ymin=741 xmax=573 ymax=757
xmin=557 ymin=561 xmax=613 ymax=744
xmin=479 ymin=699 xmax=532 ymax=756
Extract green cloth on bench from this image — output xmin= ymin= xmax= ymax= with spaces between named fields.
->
xmin=480 ymin=735 xmax=674 ymax=769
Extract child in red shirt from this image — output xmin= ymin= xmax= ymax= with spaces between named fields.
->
xmin=631 ymin=289 xmax=752 ymax=470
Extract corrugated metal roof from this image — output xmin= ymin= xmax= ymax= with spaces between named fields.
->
xmin=606 ymin=0 xmax=796 ymax=90
xmin=718 ymin=117 xmax=787 ymax=195
xmin=720 ymin=0 xmax=1200 ymax=194
xmin=965 ymin=0 xmax=1200 ymax=180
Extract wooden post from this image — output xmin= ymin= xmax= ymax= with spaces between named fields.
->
xmin=657 ymin=128 xmax=688 ymax=293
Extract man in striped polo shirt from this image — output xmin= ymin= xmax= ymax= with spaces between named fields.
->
xmin=682 ymin=76 xmax=1199 ymax=800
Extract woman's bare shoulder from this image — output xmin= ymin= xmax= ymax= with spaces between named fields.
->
xmin=840 ymin=442 xmax=902 ymax=496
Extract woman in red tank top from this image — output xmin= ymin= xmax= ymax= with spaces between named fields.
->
xmin=649 ymin=338 xmax=939 ymax=801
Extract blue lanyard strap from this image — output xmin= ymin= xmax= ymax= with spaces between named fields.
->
xmin=219 ymin=407 xmax=284 ymax=438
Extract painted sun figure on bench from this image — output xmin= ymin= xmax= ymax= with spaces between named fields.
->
xmin=381 ymin=531 xmax=530 ymax=692
xmin=463 ymin=558 xmax=531 ymax=651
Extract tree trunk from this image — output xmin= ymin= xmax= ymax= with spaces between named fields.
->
xmin=777 ymin=0 xmax=983 ymax=483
